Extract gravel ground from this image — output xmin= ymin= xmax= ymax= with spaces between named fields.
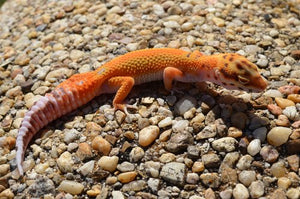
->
xmin=0 ymin=0 xmax=300 ymax=198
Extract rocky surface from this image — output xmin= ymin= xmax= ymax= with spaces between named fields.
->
xmin=0 ymin=0 xmax=299 ymax=198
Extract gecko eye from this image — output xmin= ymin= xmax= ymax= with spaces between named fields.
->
xmin=238 ymin=75 xmax=249 ymax=84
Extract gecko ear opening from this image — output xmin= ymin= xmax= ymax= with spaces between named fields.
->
xmin=238 ymin=75 xmax=249 ymax=84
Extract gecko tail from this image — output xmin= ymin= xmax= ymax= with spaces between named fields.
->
xmin=16 ymin=71 xmax=105 ymax=175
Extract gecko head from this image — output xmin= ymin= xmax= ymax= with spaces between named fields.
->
xmin=214 ymin=53 xmax=268 ymax=92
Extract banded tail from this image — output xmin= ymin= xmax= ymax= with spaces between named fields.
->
xmin=16 ymin=71 xmax=105 ymax=175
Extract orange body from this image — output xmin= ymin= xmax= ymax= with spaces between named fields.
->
xmin=16 ymin=48 xmax=267 ymax=175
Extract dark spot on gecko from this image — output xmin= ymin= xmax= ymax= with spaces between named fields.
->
xmin=214 ymin=75 xmax=217 ymax=80
xmin=223 ymin=55 xmax=227 ymax=59
xmin=225 ymin=63 xmax=228 ymax=68
xmin=222 ymin=82 xmax=227 ymax=86
xmin=229 ymin=56 xmax=234 ymax=62
xmin=186 ymin=52 xmax=191 ymax=58
xmin=236 ymin=63 xmax=243 ymax=70
xmin=220 ymin=68 xmax=238 ymax=81
xmin=230 ymin=83 xmax=235 ymax=86
xmin=52 ymin=90 xmax=60 ymax=98
xmin=207 ymin=74 xmax=210 ymax=78
xmin=238 ymin=86 xmax=244 ymax=90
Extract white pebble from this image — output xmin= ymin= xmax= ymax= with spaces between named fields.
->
xmin=57 ymin=180 xmax=84 ymax=195
xmin=247 ymin=139 xmax=261 ymax=156
xmin=233 ymin=184 xmax=249 ymax=199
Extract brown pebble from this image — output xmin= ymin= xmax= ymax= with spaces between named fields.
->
xmin=117 ymin=171 xmax=137 ymax=183
xmin=275 ymin=97 xmax=295 ymax=109
xmin=278 ymin=85 xmax=300 ymax=95
xmin=227 ymin=127 xmax=243 ymax=138
xmin=92 ymin=136 xmax=111 ymax=155
xmin=291 ymin=50 xmax=300 ymax=59
xmin=124 ymin=131 xmax=135 ymax=140
xmin=286 ymin=155 xmax=299 ymax=172
xmin=270 ymin=161 xmax=287 ymax=178
xmin=76 ymin=143 xmax=93 ymax=161
xmin=287 ymin=94 xmax=300 ymax=103
xmin=260 ymin=145 xmax=279 ymax=163
xmin=267 ymin=104 xmax=282 ymax=116
xmin=192 ymin=161 xmax=205 ymax=173
xmin=290 ymin=129 xmax=300 ymax=140
xmin=286 ymin=139 xmax=300 ymax=154
xmin=275 ymin=115 xmax=290 ymax=127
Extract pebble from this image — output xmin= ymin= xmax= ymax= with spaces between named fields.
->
xmin=112 ymin=191 xmax=125 ymax=199
xmin=252 ymin=127 xmax=267 ymax=141
xmin=139 ymin=125 xmax=160 ymax=147
xmin=57 ymin=180 xmax=84 ymax=195
xmin=166 ymin=131 xmax=194 ymax=153
xmin=98 ymin=156 xmax=119 ymax=172
xmin=275 ymin=97 xmax=295 ymax=109
xmin=213 ymin=17 xmax=225 ymax=27
xmin=117 ymin=161 xmax=135 ymax=172
xmin=248 ymin=180 xmax=264 ymax=198
xmin=91 ymin=135 xmax=111 ymax=155
xmin=160 ymin=162 xmax=186 ymax=185
xmin=267 ymin=104 xmax=282 ymax=115
xmin=231 ymin=112 xmax=248 ymax=129
xmin=186 ymin=173 xmax=199 ymax=184
xmin=275 ymin=114 xmax=290 ymax=127
xmin=129 ymin=147 xmax=145 ymax=162
xmin=270 ymin=161 xmax=287 ymax=178
xmin=117 ymin=171 xmax=137 ymax=183
xmin=158 ymin=117 xmax=172 ymax=128
xmin=174 ymin=96 xmax=197 ymax=116
xmin=0 ymin=164 xmax=10 ymax=176
xmin=282 ymin=106 xmax=300 ymax=121
xmin=286 ymin=155 xmax=299 ymax=172
xmin=286 ymin=188 xmax=300 ymax=199
xmin=260 ymin=145 xmax=279 ymax=163
xmin=232 ymin=184 xmax=249 ymax=199
xmin=219 ymin=189 xmax=233 ymax=199
xmin=247 ymin=139 xmax=261 ymax=156
xmin=227 ymin=127 xmax=243 ymax=138
xmin=238 ymin=170 xmax=256 ymax=186
xmin=202 ymin=153 xmax=220 ymax=168
xmin=192 ymin=161 xmax=205 ymax=173
xmin=277 ymin=177 xmax=291 ymax=190
xmin=78 ymin=160 xmax=95 ymax=176
xmin=199 ymin=173 xmax=220 ymax=188
xmin=267 ymin=127 xmax=292 ymax=146
xmin=212 ymin=137 xmax=238 ymax=152
xmin=264 ymin=89 xmax=282 ymax=98
xmin=278 ymin=85 xmax=300 ymax=95
xmin=76 ymin=142 xmax=93 ymax=161
xmin=288 ymin=94 xmax=300 ymax=103
xmin=236 ymin=155 xmax=253 ymax=170
xmin=56 ymin=151 xmax=74 ymax=173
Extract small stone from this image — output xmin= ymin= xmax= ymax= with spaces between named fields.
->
xmin=192 ymin=161 xmax=205 ymax=173
xmin=275 ymin=97 xmax=295 ymax=109
xmin=160 ymin=162 xmax=186 ymax=186
xmin=282 ymin=106 xmax=300 ymax=121
xmin=57 ymin=151 xmax=74 ymax=173
xmin=287 ymin=94 xmax=300 ymax=103
xmin=212 ymin=137 xmax=238 ymax=152
xmin=92 ymin=136 xmax=111 ymax=155
xmin=112 ymin=191 xmax=124 ymax=199
xmin=76 ymin=142 xmax=93 ymax=161
xmin=212 ymin=17 xmax=225 ymax=27
xmin=278 ymin=85 xmax=300 ymax=95
xmin=271 ymin=18 xmax=287 ymax=28
xmin=166 ymin=131 xmax=194 ymax=153
xmin=158 ymin=117 xmax=172 ymax=128
xmin=186 ymin=173 xmax=199 ymax=184
xmin=249 ymin=180 xmax=264 ymax=198
xmin=267 ymin=127 xmax=292 ymax=146
xmin=14 ymin=53 xmax=30 ymax=66
xmin=231 ymin=112 xmax=248 ymax=129
xmin=70 ymin=50 xmax=85 ymax=61
xmin=148 ymin=178 xmax=160 ymax=192
xmin=172 ymin=120 xmax=189 ymax=133
xmin=286 ymin=139 xmax=300 ymax=154
xmin=117 ymin=161 xmax=135 ymax=172
xmin=0 ymin=164 xmax=10 ymax=176
xmin=78 ymin=160 xmax=95 ymax=176
xmin=196 ymin=125 xmax=217 ymax=139
xmin=64 ymin=129 xmax=80 ymax=144
xmin=260 ymin=145 xmax=279 ymax=163
xmin=286 ymin=155 xmax=299 ymax=171
xmin=267 ymin=104 xmax=282 ymax=115
xmin=219 ymin=189 xmax=233 ymax=199
xmin=232 ymin=184 xmax=249 ymax=199
xmin=202 ymin=153 xmax=220 ymax=168
xmin=159 ymin=153 xmax=176 ymax=163
xmin=238 ymin=170 xmax=256 ymax=186
xmin=264 ymin=89 xmax=283 ymax=98
xmin=181 ymin=22 xmax=194 ymax=31
xmin=247 ymin=139 xmax=261 ymax=156
xmin=129 ymin=147 xmax=145 ymax=162
xmin=118 ymin=171 xmax=137 ymax=183
xmin=275 ymin=114 xmax=290 ymax=127
xmin=0 ymin=189 xmax=14 ymax=199
xmin=227 ymin=127 xmax=243 ymax=138
xmin=98 ymin=156 xmax=119 ymax=172
xmin=269 ymin=189 xmax=287 ymax=199
xmin=174 ymin=96 xmax=197 ymax=115
xmin=252 ymin=127 xmax=267 ymax=141
xmin=270 ymin=161 xmax=287 ymax=178
xmin=57 ymin=180 xmax=84 ymax=195
xmin=277 ymin=177 xmax=291 ymax=190
xmin=236 ymin=155 xmax=253 ymax=170
xmin=286 ymin=188 xmax=300 ymax=199
xmin=199 ymin=173 xmax=220 ymax=188
xmin=139 ymin=125 xmax=160 ymax=147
